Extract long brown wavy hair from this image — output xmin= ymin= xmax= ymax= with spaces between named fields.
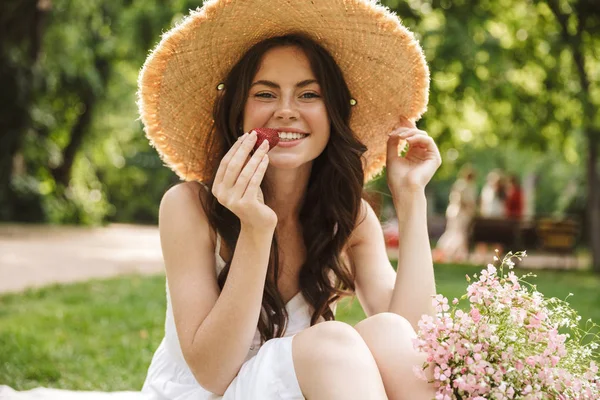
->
xmin=199 ymin=33 xmax=368 ymax=345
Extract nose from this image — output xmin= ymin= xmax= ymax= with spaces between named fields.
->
xmin=274 ymin=98 xmax=300 ymax=121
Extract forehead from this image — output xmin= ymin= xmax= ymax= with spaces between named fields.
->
xmin=254 ymin=46 xmax=316 ymax=81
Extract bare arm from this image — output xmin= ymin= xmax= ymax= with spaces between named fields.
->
xmin=385 ymin=118 xmax=441 ymax=330
xmin=346 ymin=199 xmax=396 ymax=317
xmin=164 ymin=131 xmax=276 ymax=395
xmin=389 ymin=191 xmax=436 ymax=329
xmin=191 ymin=225 xmax=273 ymax=393
xmin=160 ymin=184 xmax=274 ymax=395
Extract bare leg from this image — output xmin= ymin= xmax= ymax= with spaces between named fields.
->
xmin=292 ymin=321 xmax=388 ymax=400
xmin=354 ymin=313 xmax=436 ymax=400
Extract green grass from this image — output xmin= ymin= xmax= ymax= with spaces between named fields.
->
xmin=1 ymin=265 xmax=599 ymax=391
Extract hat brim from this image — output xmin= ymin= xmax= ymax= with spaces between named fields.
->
xmin=138 ymin=0 xmax=429 ymax=183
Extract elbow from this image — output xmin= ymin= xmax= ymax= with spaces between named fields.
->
xmin=196 ymin=379 xmax=227 ymax=397
xmin=186 ymin=354 xmax=233 ymax=396
xmin=189 ymin=366 xmax=228 ymax=396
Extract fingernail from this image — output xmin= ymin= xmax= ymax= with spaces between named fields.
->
xmin=261 ymin=140 xmax=269 ymax=148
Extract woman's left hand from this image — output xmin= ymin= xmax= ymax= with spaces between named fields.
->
xmin=386 ymin=117 xmax=442 ymax=197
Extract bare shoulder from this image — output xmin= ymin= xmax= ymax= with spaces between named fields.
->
xmin=160 ymin=181 xmax=206 ymax=216
xmin=159 ymin=182 xmax=212 ymax=239
xmin=158 ymin=180 xmax=217 ymax=281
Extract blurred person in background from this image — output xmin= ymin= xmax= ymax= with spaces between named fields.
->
xmin=474 ymin=169 xmax=508 ymax=259
xmin=504 ymin=174 xmax=524 ymax=220
xmin=433 ymin=165 xmax=477 ymax=263
xmin=479 ymin=169 xmax=506 ymax=218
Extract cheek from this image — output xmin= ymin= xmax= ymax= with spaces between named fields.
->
xmin=243 ymin=102 xmax=271 ymax=124
xmin=306 ymin=104 xmax=329 ymax=127
xmin=303 ymin=106 xmax=330 ymax=148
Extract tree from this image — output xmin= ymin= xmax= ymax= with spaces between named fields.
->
xmin=543 ymin=0 xmax=600 ymax=272
xmin=0 ymin=0 xmax=194 ymax=223
xmin=0 ymin=0 xmax=51 ymax=220
xmin=383 ymin=0 xmax=600 ymax=271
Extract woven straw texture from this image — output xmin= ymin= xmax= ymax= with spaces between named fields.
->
xmin=137 ymin=0 xmax=430 ymax=183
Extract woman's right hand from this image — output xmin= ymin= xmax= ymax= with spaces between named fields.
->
xmin=212 ymin=131 xmax=277 ymax=232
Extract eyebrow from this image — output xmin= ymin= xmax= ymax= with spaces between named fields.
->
xmin=250 ymin=79 xmax=319 ymax=89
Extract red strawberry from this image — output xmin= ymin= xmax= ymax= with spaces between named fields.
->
xmin=253 ymin=128 xmax=280 ymax=151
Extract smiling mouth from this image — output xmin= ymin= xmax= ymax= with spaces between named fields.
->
xmin=277 ymin=132 xmax=309 ymax=142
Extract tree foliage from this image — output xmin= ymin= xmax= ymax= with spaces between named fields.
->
xmin=0 ymin=0 xmax=598 ymax=266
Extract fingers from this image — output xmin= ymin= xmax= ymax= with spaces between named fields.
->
xmin=222 ymin=131 xmax=258 ymax=188
xmin=231 ymin=139 xmax=270 ymax=199
xmin=387 ymin=127 xmax=439 ymax=160
xmin=404 ymin=135 xmax=442 ymax=164
xmin=387 ymin=133 xmax=406 ymax=160
xmin=387 ymin=128 xmax=427 ymax=157
xmin=244 ymin=152 xmax=270 ymax=200
xmin=214 ymin=132 xmax=250 ymax=185
xmin=406 ymin=134 xmax=436 ymax=148
xmin=388 ymin=127 xmax=428 ymax=139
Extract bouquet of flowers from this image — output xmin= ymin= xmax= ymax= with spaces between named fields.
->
xmin=413 ymin=251 xmax=600 ymax=399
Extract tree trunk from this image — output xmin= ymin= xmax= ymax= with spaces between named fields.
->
xmin=50 ymin=58 xmax=110 ymax=186
xmin=588 ymin=134 xmax=600 ymax=273
xmin=51 ymin=88 xmax=97 ymax=186
xmin=0 ymin=61 xmax=33 ymax=220
xmin=0 ymin=0 xmax=50 ymax=220
xmin=546 ymin=0 xmax=600 ymax=272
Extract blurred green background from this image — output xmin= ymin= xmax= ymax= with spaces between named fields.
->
xmin=2 ymin=0 xmax=599 ymax=270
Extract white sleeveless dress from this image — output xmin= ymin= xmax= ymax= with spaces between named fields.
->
xmin=0 ymin=234 xmax=331 ymax=399
xmin=140 ymin=233 xmax=318 ymax=399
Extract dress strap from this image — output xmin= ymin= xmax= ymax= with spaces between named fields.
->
xmin=198 ymin=181 xmax=210 ymax=192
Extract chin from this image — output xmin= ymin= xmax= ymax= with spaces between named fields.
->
xmin=267 ymin=153 xmax=312 ymax=170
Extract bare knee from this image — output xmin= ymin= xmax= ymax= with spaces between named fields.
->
xmin=293 ymin=321 xmax=369 ymax=364
xmin=354 ymin=313 xmax=421 ymax=375
xmin=354 ymin=313 xmax=436 ymax=399
xmin=354 ymin=312 xmax=416 ymax=342
xmin=292 ymin=321 xmax=387 ymax=399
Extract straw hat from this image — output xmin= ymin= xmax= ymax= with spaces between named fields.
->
xmin=137 ymin=0 xmax=429 ymax=183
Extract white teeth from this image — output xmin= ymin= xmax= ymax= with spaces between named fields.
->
xmin=278 ymin=132 xmax=307 ymax=140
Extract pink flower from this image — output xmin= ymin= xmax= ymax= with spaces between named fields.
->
xmin=470 ymin=308 xmax=481 ymax=323
xmin=414 ymin=251 xmax=599 ymax=399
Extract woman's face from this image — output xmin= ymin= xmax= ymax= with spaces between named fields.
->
xmin=242 ymin=46 xmax=330 ymax=170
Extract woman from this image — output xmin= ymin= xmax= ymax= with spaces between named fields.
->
xmin=504 ymin=174 xmax=524 ymax=220
xmin=1 ymin=1 xmax=441 ymax=399
xmin=480 ymin=170 xmax=506 ymax=218
xmin=434 ymin=165 xmax=477 ymax=263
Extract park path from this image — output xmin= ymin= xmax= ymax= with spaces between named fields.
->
xmin=0 ymin=224 xmax=164 ymax=294
xmin=0 ymin=223 xmax=586 ymax=295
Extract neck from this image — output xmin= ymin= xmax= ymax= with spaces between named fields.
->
xmin=263 ymin=163 xmax=312 ymax=225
